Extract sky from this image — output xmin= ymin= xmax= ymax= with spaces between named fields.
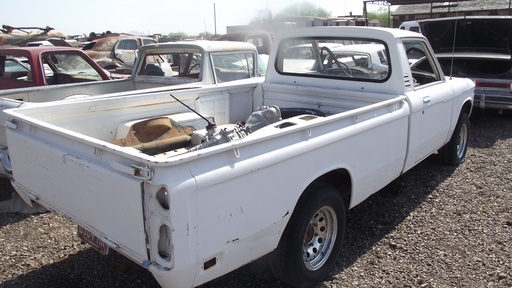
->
xmin=0 ymin=0 xmax=386 ymax=37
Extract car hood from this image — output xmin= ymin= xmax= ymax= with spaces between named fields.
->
xmin=418 ymin=17 xmax=512 ymax=55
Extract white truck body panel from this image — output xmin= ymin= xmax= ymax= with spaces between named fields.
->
xmin=4 ymin=27 xmax=474 ymax=287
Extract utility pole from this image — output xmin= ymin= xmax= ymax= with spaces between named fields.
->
xmin=364 ymin=1 xmax=368 ymax=26
xmin=214 ymin=3 xmax=217 ymax=35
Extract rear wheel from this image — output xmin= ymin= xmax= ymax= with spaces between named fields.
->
xmin=271 ymin=182 xmax=346 ymax=288
xmin=439 ymin=112 xmax=469 ymax=165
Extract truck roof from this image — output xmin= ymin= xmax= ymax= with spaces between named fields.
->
xmin=274 ymin=26 xmax=424 ymax=42
xmin=138 ymin=40 xmax=258 ymax=54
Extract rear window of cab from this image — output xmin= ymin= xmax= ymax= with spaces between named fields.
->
xmin=276 ymin=37 xmax=390 ymax=82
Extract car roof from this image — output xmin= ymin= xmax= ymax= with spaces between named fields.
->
xmin=138 ymin=40 xmax=258 ymax=54
xmin=0 ymin=46 xmax=82 ymax=54
xmin=275 ymin=26 xmax=424 ymax=43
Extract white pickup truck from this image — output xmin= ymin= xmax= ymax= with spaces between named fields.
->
xmin=4 ymin=27 xmax=474 ymax=288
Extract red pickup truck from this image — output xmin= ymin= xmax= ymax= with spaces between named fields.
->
xmin=0 ymin=46 xmax=111 ymax=90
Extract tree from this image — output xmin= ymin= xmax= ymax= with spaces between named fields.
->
xmin=274 ymin=1 xmax=332 ymax=19
xmin=198 ymin=31 xmax=214 ymax=39
xmin=367 ymin=6 xmax=392 ymax=27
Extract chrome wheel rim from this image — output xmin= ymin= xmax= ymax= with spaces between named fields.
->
xmin=303 ymin=206 xmax=337 ymax=271
xmin=457 ymin=122 xmax=468 ymax=159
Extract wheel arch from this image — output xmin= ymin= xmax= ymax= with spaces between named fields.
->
xmin=444 ymin=98 xmax=473 ymax=146
xmin=271 ymin=168 xmax=352 ymax=286
xmin=301 ymin=168 xmax=352 ymax=212
xmin=462 ymin=99 xmax=473 ymax=117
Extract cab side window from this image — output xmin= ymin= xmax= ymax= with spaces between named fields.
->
xmin=116 ymin=39 xmax=138 ymax=50
xmin=212 ymin=53 xmax=255 ymax=83
xmin=404 ymin=40 xmax=441 ymax=86
xmin=142 ymin=39 xmax=157 ymax=46
xmin=0 ymin=54 xmax=32 ymax=82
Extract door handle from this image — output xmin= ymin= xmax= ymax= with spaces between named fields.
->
xmin=423 ymin=96 xmax=431 ymax=105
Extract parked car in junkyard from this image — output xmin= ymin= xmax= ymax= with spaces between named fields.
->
xmin=0 ymin=46 xmax=112 ymax=90
xmin=82 ymin=35 xmax=157 ymax=73
xmin=417 ymin=16 xmax=512 ymax=111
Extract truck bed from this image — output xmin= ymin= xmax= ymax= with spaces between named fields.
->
xmin=6 ymin=82 xmax=399 ymax=160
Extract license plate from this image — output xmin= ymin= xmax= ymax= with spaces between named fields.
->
xmin=77 ymin=225 xmax=109 ymax=255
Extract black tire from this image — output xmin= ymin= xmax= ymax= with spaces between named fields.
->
xmin=271 ymin=182 xmax=346 ymax=288
xmin=439 ymin=112 xmax=469 ymax=165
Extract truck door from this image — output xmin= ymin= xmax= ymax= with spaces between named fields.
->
xmin=404 ymin=39 xmax=454 ymax=169
xmin=0 ymin=53 xmax=35 ymax=89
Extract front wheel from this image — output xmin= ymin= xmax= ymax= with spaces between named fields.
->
xmin=271 ymin=182 xmax=346 ymax=288
xmin=439 ymin=112 xmax=469 ymax=165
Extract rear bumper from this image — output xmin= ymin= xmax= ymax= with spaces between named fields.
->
xmin=474 ymin=91 xmax=512 ymax=110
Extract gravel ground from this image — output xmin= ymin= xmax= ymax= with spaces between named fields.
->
xmin=0 ymin=109 xmax=510 ymax=288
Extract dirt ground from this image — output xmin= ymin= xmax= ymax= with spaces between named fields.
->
xmin=0 ymin=109 xmax=510 ymax=288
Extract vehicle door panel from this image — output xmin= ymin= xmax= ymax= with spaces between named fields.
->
xmin=404 ymin=39 xmax=454 ymax=168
